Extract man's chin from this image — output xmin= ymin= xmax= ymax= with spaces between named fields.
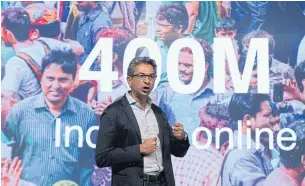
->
xmin=156 ymin=36 xmax=165 ymax=41
xmin=138 ymin=90 xmax=152 ymax=97
xmin=140 ymin=91 xmax=151 ymax=96
xmin=180 ymin=78 xmax=191 ymax=85
xmin=46 ymin=96 xmax=64 ymax=103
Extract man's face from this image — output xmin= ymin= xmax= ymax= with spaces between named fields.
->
xmin=75 ymin=1 xmax=91 ymax=12
xmin=127 ymin=64 xmax=156 ymax=98
xmin=41 ymin=64 xmax=74 ymax=104
xmin=215 ymin=29 xmax=237 ymax=40
xmin=155 ymin=18 xmax=180 ymax=41
xmin=250 ymin=69 xmax=258 ymax=87
xmin=178 ymin=51 xmax=194 ymax=84
xmin=249 ymin=101 xmax=272 ymax=144
xmin=270 ymin=115 xmax=280 ymax=143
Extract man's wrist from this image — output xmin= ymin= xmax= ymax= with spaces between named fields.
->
xmin=183 ymin=132 xmax=188 ymax=140
xmin=177 ymin=132 xmax=187 ymax=140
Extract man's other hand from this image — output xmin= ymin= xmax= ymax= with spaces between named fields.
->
xmin=140 ymin=137 xmax=157 ymax=155
xmin=173 ymin=122 xmax=186 ymax=140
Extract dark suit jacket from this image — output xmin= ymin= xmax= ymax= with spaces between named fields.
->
xmin=95 ymin=95 xmax=190 ymax=186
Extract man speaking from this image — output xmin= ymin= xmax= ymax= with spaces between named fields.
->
xmin=95 ymin=57 xmax=190 ymax=186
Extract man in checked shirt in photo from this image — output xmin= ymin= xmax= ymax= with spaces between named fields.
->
xmin=4 ymin=48 xmax=96 ymax=186
xmin=171 ymin=102 xmax=229 ymax=186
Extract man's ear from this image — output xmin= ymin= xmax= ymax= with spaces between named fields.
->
xmin=5 ymin=30 xmax=17 ymax=44
xmin=29 ymin=28 xmax=39 ymax=40
xmin=127 ymin=76 xmax=132 ymax=87
xmin=301 ymin=154 xmax=305 ymax=165
xmin=242 ymin=115 xmax=252 ymax=129
xmin=176 ymin=25 xmax=184 ymax=35
xmin=205 ymin=63 xmax=209 ymax=71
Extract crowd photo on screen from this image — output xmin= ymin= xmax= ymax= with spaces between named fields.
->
xmin=1 ymin=1 xmax=305 ymax=186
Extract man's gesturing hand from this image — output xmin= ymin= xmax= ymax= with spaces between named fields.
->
xmin=1 ymin=157 xmax=22 ymax=186
xmin=173 ymin=122 xmax=186 ymax=140
xmin=140 ymin=137 xmax=157 ymax=155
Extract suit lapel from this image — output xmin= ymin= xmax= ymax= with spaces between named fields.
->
xmin=121 ymin=95 xmax=142 ymax=143
xmin=152 ymin=105 xmax=164 ymax=151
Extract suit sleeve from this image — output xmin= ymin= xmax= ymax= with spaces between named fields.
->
xmin=159 ymin=108 xmax=190 ymax=157
xmin=95 ymin=109 xmax=142 ymax=168
xmin=169 ymin=123 xmax=190 ymax=157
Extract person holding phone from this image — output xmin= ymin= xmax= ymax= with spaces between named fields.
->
xmin=282 ymin=61 xmax=305 ymax=114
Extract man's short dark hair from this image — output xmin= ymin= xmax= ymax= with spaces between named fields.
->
xmin=228 ymin=94 xmax=270 ymax=129
xmin=97 ymin=27 xmax=134 ymax=64
xmin=295 ymin=60 xmax=305 ymax=92
xmin=41 ymin=48 xmax=77 ymax=79
xmin=2 ymin=8 xmax=31 ymax=42
xmin=127 ymin=57 xmax=157 ymax=77
xmin=280 ymin=117 xmax=305 ymax=168
xmin=157 ymin=4 xmax=189 ymax=32
xmin=215 ymin=16 xmax=236 ymax=32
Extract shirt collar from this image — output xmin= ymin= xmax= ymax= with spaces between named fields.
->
xmin=80 ymin=6 xmax=103 ymax=23
xmin=34 ymin=93 xmax=77 ymax=114
xmin=192 ymin=78 xmax=214 ymax=97
xmin=270 ymin=57 xmax=287 ymax=74
xmin=157 ymin=34 xmax=194 ymax=49
xmin=126 ymin=91 xmax=152 ymax=107
xmin=87 ymin=6 xmax=103 ymax=21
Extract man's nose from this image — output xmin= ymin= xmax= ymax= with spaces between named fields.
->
xmin=51 ymin=81 xmax=61 ymax=89
xmin=155 ymin=26 xmax=161 ymax=32
xmin=179 ymin=65 xmax=186 ymax=72
xmin=143 ymin=77 xmax=150 ymax=84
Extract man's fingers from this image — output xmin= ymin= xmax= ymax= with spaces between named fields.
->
xmin=292 ymin=80 xmax=297 ymax=87
xmin=14 ymin=160 xmax=22 ymax=175
xmin=2 ymin=158 xmax=10 ymax=175
xmin=8 ymin=157 xmax=18 ymax=175
xmin=90 ymin=99 xmax=98 ymax=108
xmin=286 ymin=79 xmax=291 ymax=86
xmin=99 ymin=102 xmax=111 ymax=108
xmin=108 ymin=96 xmax=112 ymax=103
xmin=149 ymin=146 xmax=156 ymax=152
xmin=173 ymin=126 xmax=183 ymax=132
xmin=16 ymin=167 xmax=22 ymax=180
xmin=93 ymin=107 xmax=105 ymax=115
xmin=94 ymin=107 xmax=105 ymax=112
xmin=173 ymin=123 xmax=184 ymax=131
